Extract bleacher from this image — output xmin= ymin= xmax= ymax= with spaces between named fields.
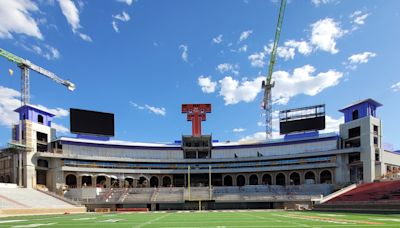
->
xmin=0 ymin=185 xmax=86 ymax=215
xmin=326 ymin=180 xmax=400 ymax=203
xmin=122 ymin=188 xmax=153 ymax=203
xmin=213 ymin=185 xmax=329 ymax=202
xmin=155 ymin=188 xmax=184 ymax=202
xmin=315 ymin=180 xmax=400 ymax=212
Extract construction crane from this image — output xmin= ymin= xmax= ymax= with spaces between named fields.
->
xmin=0 ymin=47 xmax=75 ymax=105
xmin=261 ymin=0 xmax=287 ymax=139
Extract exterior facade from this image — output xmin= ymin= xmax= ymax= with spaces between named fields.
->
xmin=1 ymin=99 xmax=400 ymax=198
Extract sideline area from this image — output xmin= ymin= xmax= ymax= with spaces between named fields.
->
xmin=1 ymin=210 xmax=400 ymax=227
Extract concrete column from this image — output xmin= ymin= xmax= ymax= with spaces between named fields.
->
xmin=92 ymin=176 xmax=96 ymax=187
xmin=106 ymin=177 xmax=111 ymax=188
xmin=77 ymin=176 xmax=82 ymax=188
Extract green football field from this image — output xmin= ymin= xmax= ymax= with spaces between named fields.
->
xmin=1 ymin=210 xmax=400 ymax=227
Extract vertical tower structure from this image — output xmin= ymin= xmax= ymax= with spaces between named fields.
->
xmin=339 ymin=99 xmax=383 ymax=183
xmin=181 ymin=104 xmax=212 ymax=159
xmin=13 ymin=105 xmax=56 ymax=188
xmin=182 ymin=104 xmax=211 ymax=136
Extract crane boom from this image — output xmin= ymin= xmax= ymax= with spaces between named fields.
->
xmin=0 ymin=47 xmax=75 ymax=104
xmin=265 ymin=0 xmax=287 ymax=86
xmin=262 ymin=0 xmax=287 ymax=139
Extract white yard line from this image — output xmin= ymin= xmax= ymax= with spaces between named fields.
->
xmin=133 ymin=213 xmax=171 ymax=228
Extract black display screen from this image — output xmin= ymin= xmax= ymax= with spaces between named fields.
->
xmin=280 ymin=116 xmax=325 ymax=134
xmin=70 ymin=108 xmax=114 ymax=136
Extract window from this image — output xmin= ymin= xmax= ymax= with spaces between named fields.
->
xmin=373 ymin=125 xmax=379 ymax=135
xmin=374 ymin=137 xmax=378 ymax=146
xmin=348 ymin=127 xmax=361 ymax=138
xmin=185 ymin=151 xmax=196 ymax=159
xmin=352 ymin=109 xmax=359 ymax=120
xmin=375 ymin=152 xmax=380 ymax=161
xmin=349 ymin=152 xmax=360 ymax=163
xmin=38 ymin=115 xmax=44 ymax=124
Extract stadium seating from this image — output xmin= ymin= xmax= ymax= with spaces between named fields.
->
xmin=314 ymin=180 xmax=400 ymax=212
xmin=326 ymin=180 xmax=400 ymax=203
xmin=0 ymin=187 xmax=81 ymax=209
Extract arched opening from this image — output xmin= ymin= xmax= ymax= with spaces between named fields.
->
xmin=81 ymin=176 xmax=92 ymax=187
xmin=276 ymin=173 xmax=286 ymax=186
xmin=223 ymin=175 xmax=233 ymax=186
xmin=162 ymin=176 xmax=171 ymax=187
xmin=111 ymin=178 xmax=119 ymax=187
xmin=96 ymin=176 xmax=106 ymax=187
xmin=4 ymin=175 xmax=10 ymax=183
xmin=138 ymin=176 xmax=148 ymax=187
xmin=352 ymin=110 xmax=359 ymax=120
xmin=304 ymin=171 xmax=316 ymax=184
xmin=249 ymin=174 xmax=258 ymax=185
xmin=0 ymin=176 xmax=4 ymax=182
xmin=320 ymin=170 xmax=332 ymax=184
xmin=38 ymin=115 xmax=44 ymax=124
xmin=262 ymin=174 xmax=272 ymax=185
xmin=150 ymin=176 xmax=159 ymax=187
xmin=66 ymin=174 xmax=77 ymax=188
xmin=289 ymin=172 xmax=301 ymax=185
xmin=22 ymin=114 xmax=26 ymax=120
xmin=124 ymin=178 xmax=134 ymax=188
xmin=237 ymin=175 xmax=245 ymax=186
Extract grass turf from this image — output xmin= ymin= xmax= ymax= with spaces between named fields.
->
xmin=1 ymin=210 xmax=400 ymax=227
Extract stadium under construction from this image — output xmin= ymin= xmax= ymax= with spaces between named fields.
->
xmin=1 ymin=98 xmax=400 ymax=213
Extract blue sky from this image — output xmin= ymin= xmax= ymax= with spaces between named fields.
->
xmin=0 ymin=0 xmax=399 ymax=149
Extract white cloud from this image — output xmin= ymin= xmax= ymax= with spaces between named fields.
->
xmin=112 ymin=21 xmax=119 ymax=33
xmin=391 ymin=82 xmax=400 ymax=92
xmin=212 ymin=34 xmax=223 ymax=44
xmin=78 ymin=32 xmax=92 ymax=42
xmin=32 ymin=45 xmax=60 ymax=60
xmin=310 ymin=18 xmax=345 ymax=54
xmin=112 ymin=11 xmax=130 ymax=33
xmin=263 ymin=40 xmax=312 ymax=61
xmin=219 ymin=76 xmax=264 ymax=105
xmin=179 ymin=44 xmax=188 ymax=62
xmin=198 ymin=76 xmax=217 ymax=94
xmin=238 ymin=44 xmax=248 ymax=53
xmin=348 ymin=52 xmax=376 ymax=64
xmin=0 ymin=86 xmax=21 ymax=127
xmin=17 ymin=42 xmax=61 ymax=60
xmin=35 ymin=105 xmax=69 ymax=118
xmin=145 ymin=105 xmax=166 ymax=116
xmin=216 ymin=65 xmax=342 ymax=106
xmin=276 ymin=45 xmax=296 ymax=60
xmin=233 ymin=128 xmax=245 ymax=133
xmin=0 ymin=86 xmax=69 ymax=130
xmin=129 ymin=102 xmax=166 ymax=116
xmin=284 ymin=40 xmax=312 ymax=56
xmin=311 ymin=0 xmax=338 ymax=6
xmin=273 ymin=65 xmax=343 ymax=104
xmin=216 ymin=63 xmax=239 ymax=75
xmin=58 ymin=0 xmax=91 ymax=42
xmin=51 ymin=122 xmax=69 ymax=133
xmin=0 ymin=0 xmax=43 ymax=39
xmin=114 ymin=11 xmax=130 ymax=22
xmin=239 ymin=30 xmax=253 ymax=42
xmin=116 ymin=0 xmax=133 ymax=5
xmin=350 ymin=11 xmax=369 ymax=25
xmin=320 ymin=116 xmax=344 ymax=133
xmin=248 ymin=51 xmax=266 ymax=68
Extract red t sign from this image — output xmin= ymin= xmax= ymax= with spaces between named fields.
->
xmin=182 ymin=104 xmax=211 ymax=136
